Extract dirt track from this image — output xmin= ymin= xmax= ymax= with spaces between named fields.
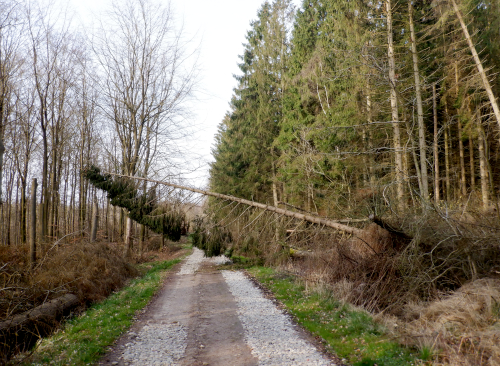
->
xmin=98 ymin=250 xmax=338 ymax=366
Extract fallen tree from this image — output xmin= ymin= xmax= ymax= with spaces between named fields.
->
xmin=0 ymin=294 xmax=79 ymax=361
xmin=84 ymin=166 xmax=411 ymax=254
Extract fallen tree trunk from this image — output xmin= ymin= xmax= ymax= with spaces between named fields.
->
xmin=105 ymin=172 xmax=366 ymax=237
xmin=0 ymin=293 xmax=79 ymax=362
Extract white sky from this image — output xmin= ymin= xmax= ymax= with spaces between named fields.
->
xmin=68 ymin=0 xmax=301 ymax=186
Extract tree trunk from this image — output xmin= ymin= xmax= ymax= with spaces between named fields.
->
xmin=0 ymin=138 xmax=4 ymax=204
xmin=458 ymin=118 xmax=467 ymax=197
xmin=451 ymin=0 xmax=500 ymax=131
xmin=124 ymin=216 xmax=132 ymax=258
xmin=90 ymin=194 xmax=98 ymax=242
xmin=444 ymin=124 xmax=451 ymax=201
xmin=469 ymin=134 xmax=475 ymax=192
xmin=30 ymin=179 xmax=37 ymax=269
xmin=20 ymin=179 xmax=27 ymax=243
xmin=433 ymin=84 xmax=440 ymax=202
xmin=477 ymin=115 xmax=489 ymax=207
xmin=366 ymin=91 xmax=376 ymax=186
xmin=386 ymin=0 xmax=405 ymax=210
xmin=409 ymin=1 xmax=429 ymax=200
xmin=107 ymin=173 xmax=367 ymax=237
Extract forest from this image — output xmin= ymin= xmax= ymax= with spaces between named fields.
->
xmin=210 ymin=0 xmax=500 ymax=213
xmin=205 ymin=0 xmax=500 ymax=364
xmin=1 ymin=0 xmax=500 ymax=364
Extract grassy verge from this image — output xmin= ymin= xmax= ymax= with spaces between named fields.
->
xmin=247 ymin=266 xmax=424 ymax=366
xmin=18 ymin=258 xmax=183 ymax=366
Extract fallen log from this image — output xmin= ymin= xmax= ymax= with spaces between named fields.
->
xmin=93 ymin=170 xmax=412 ymax=256
xmin=0 ymin=293 xmax=79 ymax=362
xmin=103 ymin=172 xmax=366 ymax=237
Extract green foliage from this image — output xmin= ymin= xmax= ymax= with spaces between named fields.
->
xmin=21 ymin=258 xmax=182 ymax=365
xmin=83 ymin=165 xmax=186 ymax=241
xmin=191 ymin=217 xmax=232 ymax=257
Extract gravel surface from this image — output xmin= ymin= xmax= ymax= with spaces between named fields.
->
xmin=121 ymin=323 xmax=187 ymax=366
xmin=105 ymin=248 xmax=334 ymax=365
xmin=222 ymin=270 xmax=335 ymax=366
xmin=177 ymin=248 xmax=206 ymax=275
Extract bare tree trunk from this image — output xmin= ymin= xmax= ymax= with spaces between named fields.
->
xmin=444 ymin=124 xmax=451 ymax=201
xmin=451 ymin=0 xmax=500 ymax=130
xmin=409 ymin=1 xmax=429 ymax=200
xmin=0 ymin=139 xmax=4 ymax=204
xmin=366 ymin=91 xmax=376 ymax=186
xmin=477 ymin=115 xmax=489 ymax=207
xmin=433 ymin=84 xmax=440 ymax=202
xmin=124 ymin=216 xmax=132 ymax=258
xmin=111 ymin=205 xmax=115 ymax=243
xmin=386 ymin=0 xmax=405 ymax=210
xmin=458 ymin=119 xmax=466 ymax=196
xmin=20 ymin=178 xmax=27 ymax=243
xmin=30 ymin=179 xmax=37 ymax=269
xmin=90 ymin=194 xmax=98 ymax=242
xmin=469 ymin=135 xmax=475 ymax=192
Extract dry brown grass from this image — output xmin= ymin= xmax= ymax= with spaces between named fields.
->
xmin=0 ymin=240 xmax=138 ymax=321
xmin=386 ymin=278 xmax=500 ymax=365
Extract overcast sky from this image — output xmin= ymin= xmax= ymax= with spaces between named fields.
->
xmin=68 ymin=0 xmax=301 ymax=186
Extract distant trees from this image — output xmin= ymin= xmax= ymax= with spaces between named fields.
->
xmin=0 ymin=0 xmax=197 ymax=251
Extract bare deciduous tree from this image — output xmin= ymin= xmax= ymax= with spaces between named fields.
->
xmin=93 ymin=0 xmax=198 ymax=256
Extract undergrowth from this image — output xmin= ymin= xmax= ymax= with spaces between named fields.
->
xmin=248 ymin=266 xmax=423 ymax=366
xmin=14 ymin=258 xmax=182 ymax=366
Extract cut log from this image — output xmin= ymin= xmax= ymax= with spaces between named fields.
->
xmin=0 ymin=293 xmax=79 ymax=362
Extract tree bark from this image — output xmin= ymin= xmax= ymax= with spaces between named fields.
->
xmin=409 ymin=1 xmax=429 ymax=200
xmin=0 ymin=138 xmax=4 ymax=204
xmin=469 ymin=134 xmax=475 ymax=192
xmin=444 ymin=124 xmax=451 ymax=201
xmin=386 ymin=0 xmax=405 ymax=210
xmin=30 ymin=178 xmax=37 ymax=269
xmin=90 ymin=194 xmax=98 ymax=242
xmin=477 ymin=115 xmax=489 ymax=207
xmin=433 ymin=84 xmax=440 ymax=202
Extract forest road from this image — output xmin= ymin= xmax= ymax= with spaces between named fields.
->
xmin=98 ymin=248 xmax=339 ymax=366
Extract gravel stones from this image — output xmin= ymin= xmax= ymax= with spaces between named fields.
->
xmin=121 ymin=323 xmax=187 ymax=365
xmin=108 ymin=248 xmax=334 ymax=365
xmin=178 ymin=248 xmax=206 ymax=275
xmin=222 ymin=270 xmax=335 ymax=366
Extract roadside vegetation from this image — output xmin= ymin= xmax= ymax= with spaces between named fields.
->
xmin=12 ymin=253 xmax=185 ymax=366
xmin=247 ymin=266 xmax=421 ymax=366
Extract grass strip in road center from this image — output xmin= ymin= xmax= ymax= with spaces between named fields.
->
xmin=17 ymin=258 xmax=183 ymax=366
xmin=247 ymin=266 xmax=424 ymax=366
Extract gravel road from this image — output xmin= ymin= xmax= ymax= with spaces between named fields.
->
xmin=99 ymin=248 xmax=337 ymax=366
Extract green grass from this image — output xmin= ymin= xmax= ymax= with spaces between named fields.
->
xmin=248 ymin=266 xmax=422 ymax=366
xmin=19 ymin=258 xmax=183 ymax=366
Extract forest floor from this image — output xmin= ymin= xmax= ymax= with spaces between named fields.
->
xmin=97 ymin=248 xmax=341 ymax=366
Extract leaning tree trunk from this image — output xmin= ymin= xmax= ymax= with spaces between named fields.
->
xmin=451 ymin=0 xmax=500 ymax=132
